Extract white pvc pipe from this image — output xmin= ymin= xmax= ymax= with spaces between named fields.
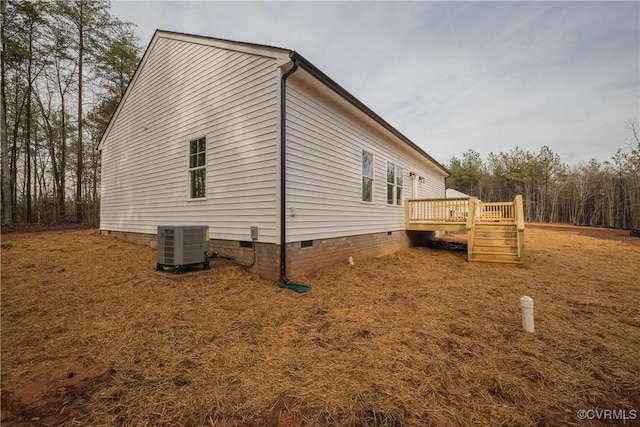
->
xmin=520 ymin=296 xmax=535 ymax=332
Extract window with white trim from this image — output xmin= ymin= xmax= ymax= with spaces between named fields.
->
xmin=189 ymin=137 xmax=206 ymax=199
xmin=387 ymin=162 xmax=403 ymax=205
xmin=362 ymin=150 xmax=374 ymax=202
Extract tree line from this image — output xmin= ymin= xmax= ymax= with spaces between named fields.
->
xmin=1 ymin=0 xmax=140 ymax=226
xmin=447 ymin=119 xmax=640 ymax=230
xmin=2 ymin=2 xmax=638 ymax=231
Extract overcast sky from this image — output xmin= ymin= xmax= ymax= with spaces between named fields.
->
xmin=110 ymin=1 xmax=639 ymax=166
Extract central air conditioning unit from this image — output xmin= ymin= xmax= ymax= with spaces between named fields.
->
xmin=156 ymin=225 xmax=210 ymax=274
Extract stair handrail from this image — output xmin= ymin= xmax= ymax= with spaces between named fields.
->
xmin=515 ymin=195 xmax=524 ymax=231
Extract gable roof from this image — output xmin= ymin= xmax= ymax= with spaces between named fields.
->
xmin=98 ymin=30 xmax=449 ymax=176
xmin=446 ymin=188 xmax=471 ymax=198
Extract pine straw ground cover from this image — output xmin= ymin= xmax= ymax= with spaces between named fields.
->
xmin=1 ymin=226 xmax=639 ymax=426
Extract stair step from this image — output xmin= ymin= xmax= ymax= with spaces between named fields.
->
xmin=474 ymin=227 xmax=517 ymax=233
xmin=473 ymin=246 xmax=518 ymax=254
xmin=473 ymin=239 xmax=517 ymax=245
xmin=469 ymin=257 xmax=524 ymax=264
xmin=474 ymin=234 xmax=517 ymax=238
xmin=473 ymin=237 xmax=517 ymax=244
xmin=471 ymin=251 xmax=518 ymax=260
xmin=474 ymin=231 xmax=517 ymax=235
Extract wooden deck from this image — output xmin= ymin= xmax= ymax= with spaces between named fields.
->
xmin=406 ymin=195 xmax=525 ymax=264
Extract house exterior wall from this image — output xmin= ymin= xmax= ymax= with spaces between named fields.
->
xmin=99 ymin=32 xmax=449 ymax=281
xmin=100 ymin=35 xmax=281 ymax=243
xmin=284 ymin=76 xmax=446 ymax=243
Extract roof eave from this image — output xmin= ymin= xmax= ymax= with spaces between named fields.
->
xmin=288 ymin=51 xmax=450 ymax=177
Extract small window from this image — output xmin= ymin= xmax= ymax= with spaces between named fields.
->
xmin=189 ymin=137 xmax=206 ymax=199
xmin=301 ymin=240 xmax=314 ymax=248
xmin=387 ymin=162 xmax=403 ymax=206
xmin=362 ymin=151 xmax=374 ymax=202
xmin=239 ymin=241 xmax=254 ymax=249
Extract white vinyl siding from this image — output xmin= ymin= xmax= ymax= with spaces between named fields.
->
xmin=285 ymin=78 xmax=445 ymax=242
xmin=100 ymin=36 xmax=281 ymax=242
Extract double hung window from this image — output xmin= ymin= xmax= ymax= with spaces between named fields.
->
xmin=362 ymin=151 xmax=374 ymax=202
xmin=386 ymin=162 xmax=403 ymax=205
xmin=189 ymin=137 xmax=206 ymax=199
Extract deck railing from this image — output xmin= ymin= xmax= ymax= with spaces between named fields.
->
xmin=477 ymin=201 xmax=516 ymax=223
xmin=406 ymin=197 xmax=472 ymax=223
xmin=406 ymin=196 xmax=522 ymax=226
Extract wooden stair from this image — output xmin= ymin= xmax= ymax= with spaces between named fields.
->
xmin=405 ymin=194 xmax=525 ymax=265
xmin=469 ymin=223 xmax=523 ymax=264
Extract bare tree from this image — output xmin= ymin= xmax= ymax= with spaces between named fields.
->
xmin=627 ymin=117 xmax=640 ymax=147
xmin=0 ymin=0 xmax=10 ymax=225
xmin=2 ymin=0 xmax=138 ymax=225
xmin=57 ymin=0 xmax=112 ymax=223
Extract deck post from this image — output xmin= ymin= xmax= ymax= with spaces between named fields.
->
xmin=467 ymin=197 xmax=477 ymax=260
xmin=515 ymin=194 xmax=525 ymax=260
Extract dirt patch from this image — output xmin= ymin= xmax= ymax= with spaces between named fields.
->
xmin=527 ymin=222 xmax=640 ymax=244
xmin=2 ymin=227 xmax=639 ymax=426
xmin=1 ymin=360 xmax=109 ymax=426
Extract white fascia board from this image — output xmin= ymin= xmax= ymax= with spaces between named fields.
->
xmin=155 ymin=30 xmax=291 ymax=62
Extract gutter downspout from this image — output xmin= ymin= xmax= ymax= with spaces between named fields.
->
xmin=279 ymin=57 xmax=299 ymax=284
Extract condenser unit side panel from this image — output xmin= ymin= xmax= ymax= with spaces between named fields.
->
xmin=182 ymin=227 xmax=208 ymax=264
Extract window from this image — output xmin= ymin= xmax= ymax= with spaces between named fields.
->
xmin=387 ymin=162 xmax=403 ymax=205
xmin=362 ymin=151 xmax=374 ymax=202
xmin=189 ymin=137 xmax=206 ymax=199
xmin=396 ymin=166 xmax=403 ymax=205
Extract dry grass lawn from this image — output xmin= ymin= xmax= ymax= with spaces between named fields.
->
xmin=1 ymin=225 xmax=639 ymax=426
